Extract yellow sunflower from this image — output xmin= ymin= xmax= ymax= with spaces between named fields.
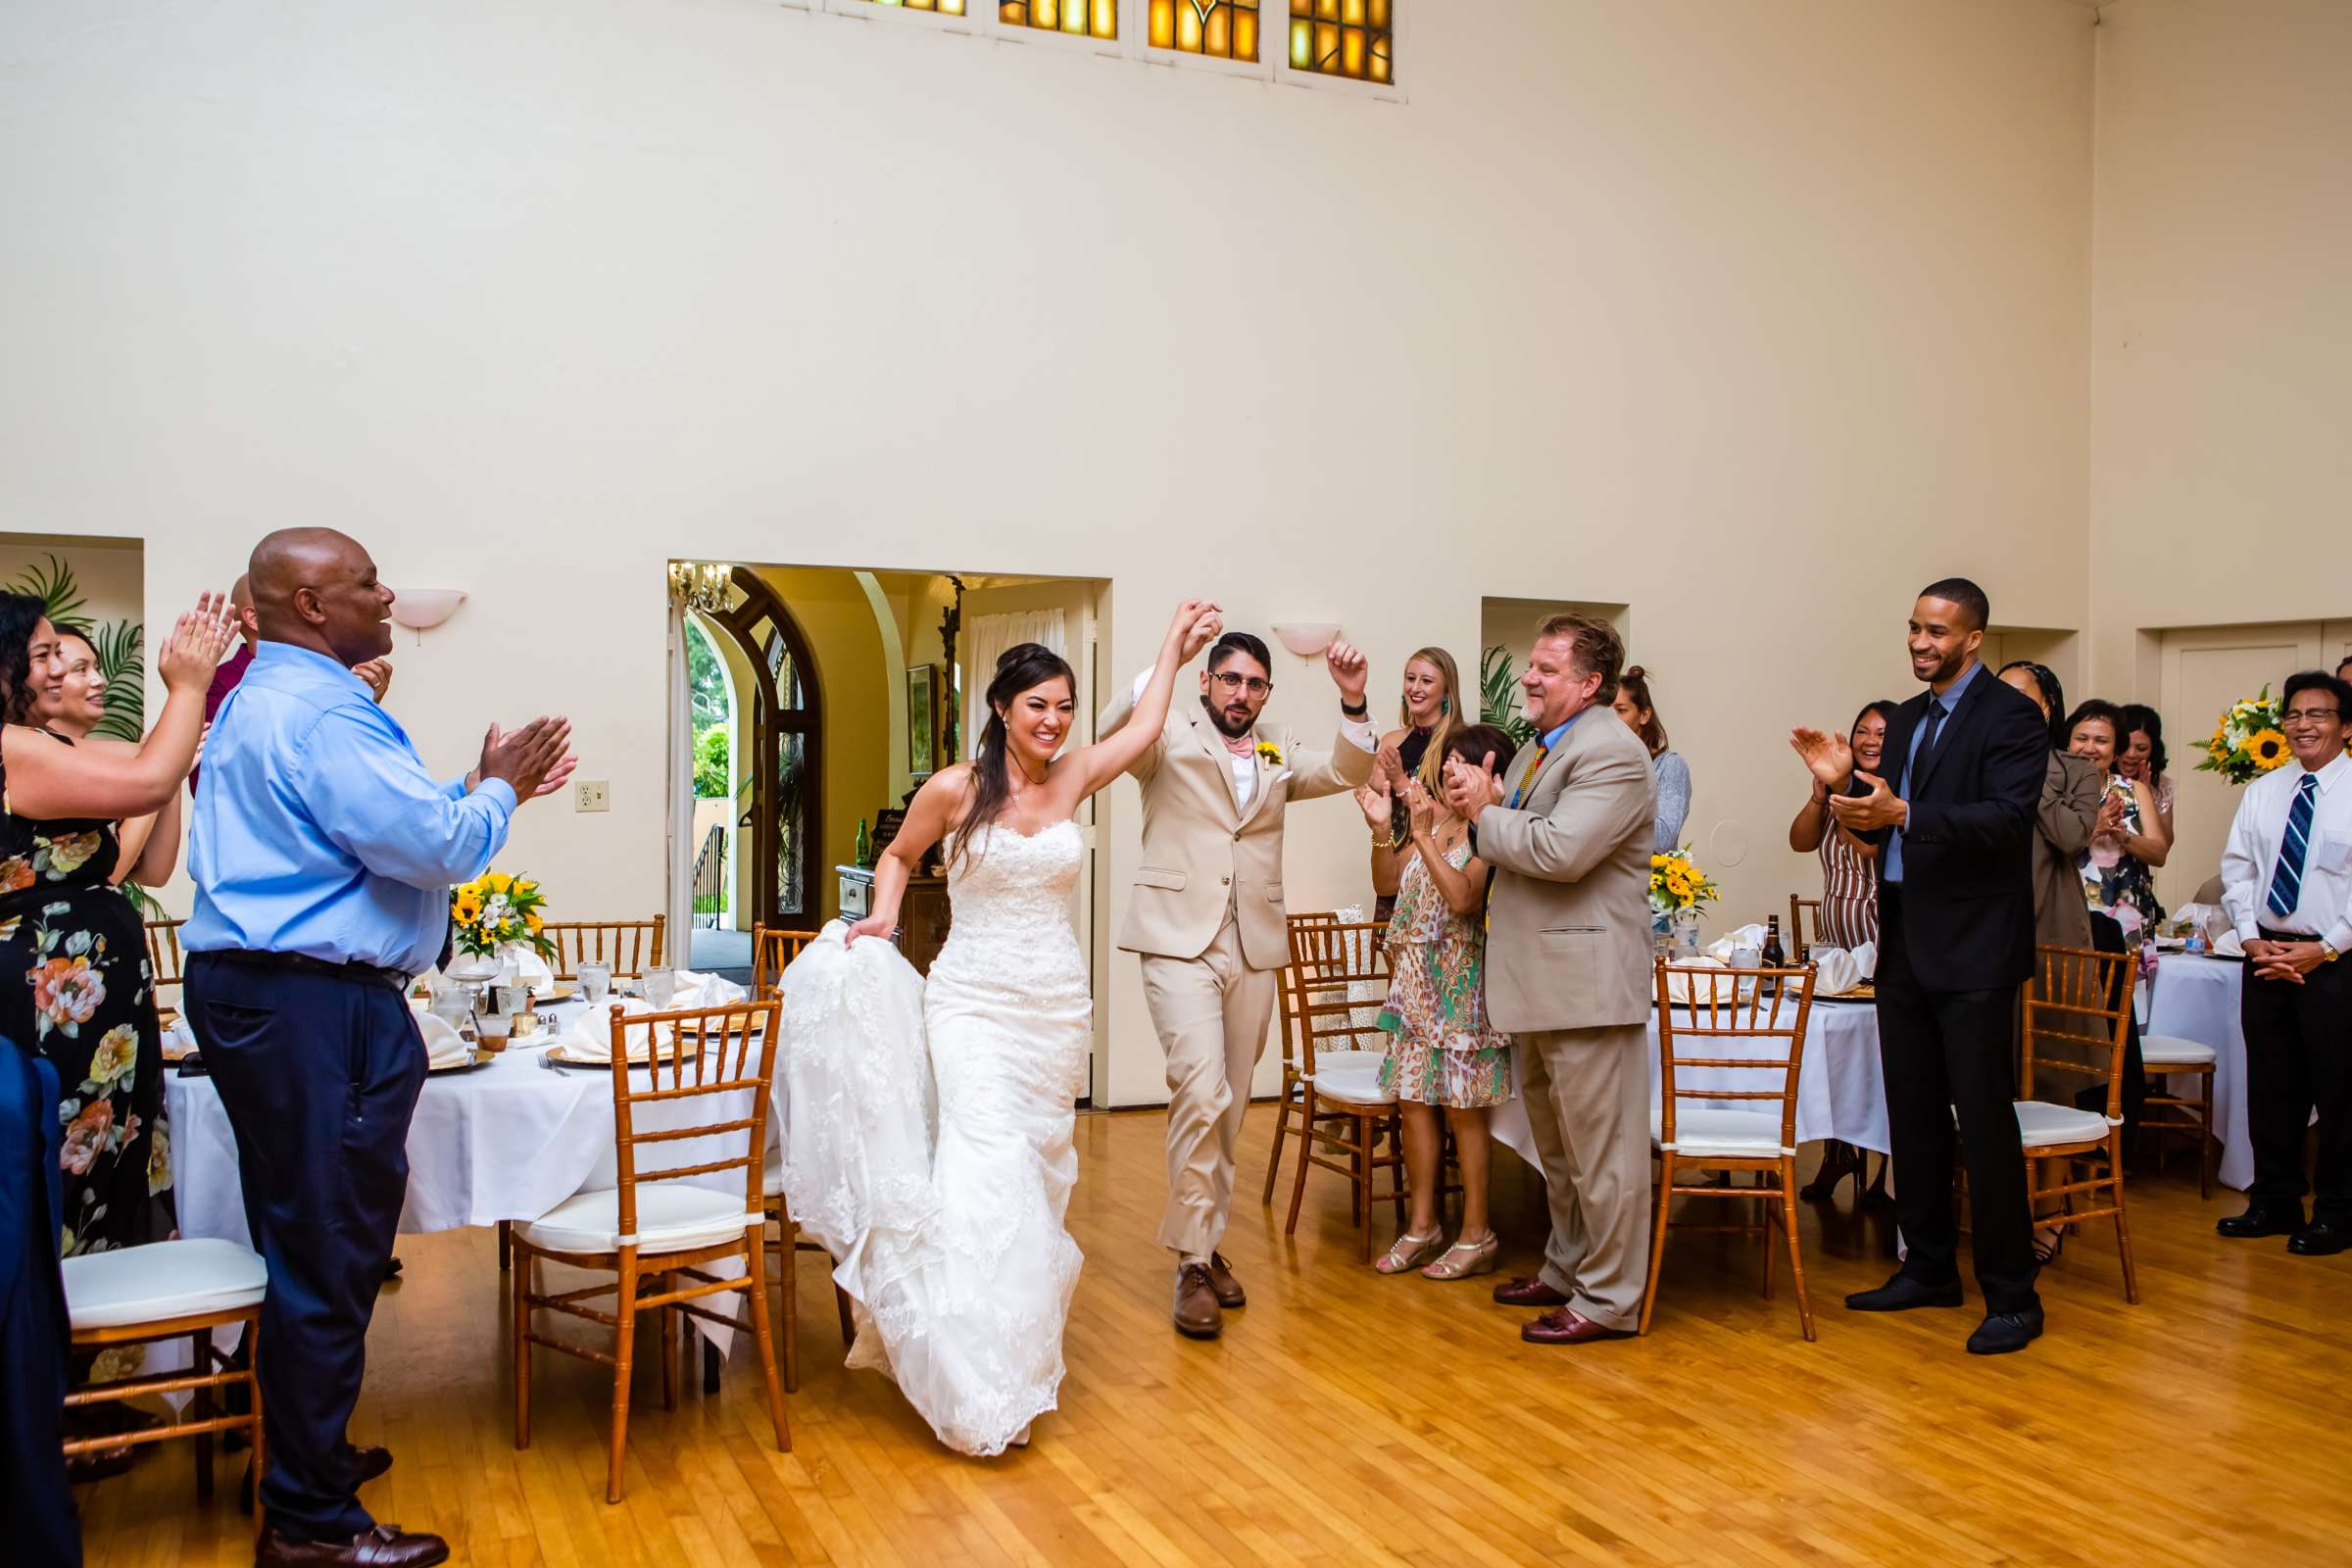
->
xmin=484 ymin=872 xmax=514 ymax=896
xmin=2247 ymin=729 xmax=2290 ymax=769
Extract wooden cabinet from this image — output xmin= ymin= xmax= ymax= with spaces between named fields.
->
xmin=835 ymin=865 xmax=952 ymax=975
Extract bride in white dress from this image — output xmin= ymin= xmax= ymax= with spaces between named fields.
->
xmin=774 ymin=598 xmax=1220 ymax=1456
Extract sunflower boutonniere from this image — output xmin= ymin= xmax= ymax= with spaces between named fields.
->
xmin=1254 ymin=740 xmax=1284 ymax=768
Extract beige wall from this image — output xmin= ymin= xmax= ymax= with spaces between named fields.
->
xmin=2087 ymin=0 xmax=2352 ymax=888
xmin=5 ymin=0 xmax=2100 ymax=1104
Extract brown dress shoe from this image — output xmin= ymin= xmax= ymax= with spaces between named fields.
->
xmin=1520 ymin=1307 xmax=1634 ymax=1347
xmin=257 ymin=1524 xmax=451 ymax=1567
xmin=353 ymin=1446 xmax=393 ymax=1485
xmin=1173 ymin=1264 xmax=1222 ymax=1340
xmin=1205 ymin=1252 xmax=1246 ymax=1308
xmin=1492 ymin=1275 xmax=1569 ymax=1308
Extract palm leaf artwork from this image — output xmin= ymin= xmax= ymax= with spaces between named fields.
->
xmin=90 ymin=620 xmax=145 ymax=742
xmin=5 ymin=552 xmax=88 ymax=626
xmin=1481 ymin=646 xmax=1539 ymax=747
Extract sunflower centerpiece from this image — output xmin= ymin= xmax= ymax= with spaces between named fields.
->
xmin=1648 ymin=847 xmax=1719 ymax=955
xmin=450 ymin=872 xmax=556 ymax=970
xmin=2198 ymin=688 xmax=2292 ymax=786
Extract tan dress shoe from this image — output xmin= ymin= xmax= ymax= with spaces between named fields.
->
xmin=257 ymin=1525 xmax=451 ymax=1567
xmin=1205 ymin=1251 xmax=1247 ymax=1307
xmin=1173 ymin=1263 xmax=1222 ymax=1340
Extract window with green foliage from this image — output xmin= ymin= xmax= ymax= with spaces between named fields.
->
xmin=4 ymin=553 xmax=146 ymax=743
xmin=694 ymin=726 xmax=731 ymax=800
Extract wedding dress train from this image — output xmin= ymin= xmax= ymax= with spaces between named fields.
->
xmin=774 ymin=822 xmax=1091 ymax=1456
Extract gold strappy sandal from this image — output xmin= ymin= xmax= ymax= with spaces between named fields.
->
xmin=1420 ymin=1232 xmax=1500 ymax=1281
xmin=1375 ymin=1229 xmax=1445 ymax=1275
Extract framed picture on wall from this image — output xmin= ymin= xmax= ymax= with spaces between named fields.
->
xmin=908 ymin=663 xmax=938 ymax=780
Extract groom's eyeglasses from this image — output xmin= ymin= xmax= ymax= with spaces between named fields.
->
xmin=1209 ymin=672 xmax=1272 ymax=699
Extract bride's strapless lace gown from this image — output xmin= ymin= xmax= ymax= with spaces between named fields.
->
xmin=774 ymin=821 xmax=1090 ymax=1456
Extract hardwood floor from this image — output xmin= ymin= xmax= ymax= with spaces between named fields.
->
xmin=80 ymin=1110 xmax=2346 ymax=1566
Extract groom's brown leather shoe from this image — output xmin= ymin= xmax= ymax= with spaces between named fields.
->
xmin=1173 ymin=1264 xmax=1222 ymax=1340
xmin=1205 ymin=1252 xmax=1246 ymax=1308
xmin=1493 ymin=1275 xmax=1569 ymax=1308
xmin=256 ymin=1524 xmax=450 ymax=1566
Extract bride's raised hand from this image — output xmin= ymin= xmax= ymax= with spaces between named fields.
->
xmin=1168 ymin=600 xmax=1221 ymax=662
xmin=844 ymin=913 xmax=895 ymax=948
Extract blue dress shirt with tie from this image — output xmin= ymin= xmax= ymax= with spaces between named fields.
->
xmin=184 ymin=644 xmax=518 ymax=975
xmin=1884 ymin=659 xmax=1984 ymax=886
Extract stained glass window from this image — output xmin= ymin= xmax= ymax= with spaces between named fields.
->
xmin=851 ymin=0 xmax=966 ymax=12
xmin=1288 ymin=0 xmax=1392 ymax=83
xmin=1000 ymin=0 xmax=1116 ymax=39
xmin=1149 ymin=0 xmax=1259 ymax=60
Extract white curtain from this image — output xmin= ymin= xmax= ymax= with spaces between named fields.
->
xmin=663 ymin=600 xmax=695 ymax=960
xmin=962 ymin=610 xmax=1066 ymax=760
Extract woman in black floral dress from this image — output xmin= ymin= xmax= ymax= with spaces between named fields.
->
xmin=0 ymin=592 xmax=230 ymax=1255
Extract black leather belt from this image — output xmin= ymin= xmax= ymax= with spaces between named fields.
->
xmin=196 ymin=949 xmax=413 ymax=993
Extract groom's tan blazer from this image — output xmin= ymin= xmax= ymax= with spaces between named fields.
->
xmin=1475 ymin=707 xmax=1656 ymax=1034
xmin=1100 ymin=688 xmax=1374 ymax=971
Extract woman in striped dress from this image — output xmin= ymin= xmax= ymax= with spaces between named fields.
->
xmin=1788 ymin=701 xmax=1895 ymax=950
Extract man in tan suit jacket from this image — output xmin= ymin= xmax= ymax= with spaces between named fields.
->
xmin=1102 ymin=625 xmax=1376 ymax=1338
xmin=1447 ymin=612 xmax=1655 ymax=1345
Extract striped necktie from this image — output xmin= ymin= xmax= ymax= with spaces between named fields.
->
xmin=2266 ymin=773 xmax=2319 ymax=919
xmin=1508 ymin=740 xmax=1550 ymax=809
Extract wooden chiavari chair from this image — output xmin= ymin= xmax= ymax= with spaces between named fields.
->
xmin=2137 ymin=1032 xmax=2218 ymax=1200
xmin=1787 ymin=896 xmax=1826 ymax=961
xmin=1262 ymin=910 xmax=1341 ymax=1205
xmin=2008 ymin=943 xmax=2140 ymax=1302
xmin=1275 ymin=918 xmax=1404 ymax=1262
xmin=751 ymin=924 xmax=822 ymax=997
xmin=539 ymin=916 xmax=665 ymax=981
xmin=1642 ymin=956 xmax=1819 ymax=1340
xmin=145 ymin=916 xmax=186 ymax=1027
xmin=511 ymin=996 xmax=790 ymax=1502
xmin=62 ymin=1238 xmax=266 ymax=1526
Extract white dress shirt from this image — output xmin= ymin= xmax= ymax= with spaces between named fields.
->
xmin=1132 ymin=671 xmax=1378 ymax=810
xmin=2221 ymin=750 xmax=2352 ymax=954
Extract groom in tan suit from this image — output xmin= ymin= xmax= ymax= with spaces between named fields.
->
xmin=1102 ymin=621 xmax=1376 ymax=1338
xmin=1446 ymin=612 xmax=1655 ymax=1346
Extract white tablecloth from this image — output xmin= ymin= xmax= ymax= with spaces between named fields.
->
xmin=1491 ymin=998 xmax=1886 ymax=1167
xmin=165 ymin=999 xmax=776 ymax=1351
xmin=2144 ymin=953 xmax=2251 ymax=1190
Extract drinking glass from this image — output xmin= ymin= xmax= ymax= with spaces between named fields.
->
xmin=644 ymin=967 xmax=678 ymax=1008
xmin=578 ymin=961 xmax=612 ymax=1004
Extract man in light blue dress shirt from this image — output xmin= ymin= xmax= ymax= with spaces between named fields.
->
xmin=185 ymin=528 xmax=569 ymax=1568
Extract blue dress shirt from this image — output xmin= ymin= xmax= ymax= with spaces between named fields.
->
xmin=185 ymin=644 xmax=518 ymax=975
xmin=1884 ymin=659 xmax=1983 ymax=886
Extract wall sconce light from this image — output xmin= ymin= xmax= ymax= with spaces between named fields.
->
xmin=1269 ymin=622 xmax=1341 ymax=659
xmin=388 ymin=590 xmax=466 ymax=641
xmin=668 ymin=561 xmax=734 ymax=615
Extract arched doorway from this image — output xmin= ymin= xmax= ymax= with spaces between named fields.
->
xmin=707 ymin=568 xmax=822 ymax=927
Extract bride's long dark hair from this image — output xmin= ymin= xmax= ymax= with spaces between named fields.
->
xmin=951 ymin=642 xmax=1077 ymax=868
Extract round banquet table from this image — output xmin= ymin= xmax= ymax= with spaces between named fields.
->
xmin=1489 ymin=996 xmax=1887 ymax=1169
xmin=2143 ymin=953 xmax=2253 ymax=1191
xmin=165 ymin=997 xmax=776 ymax=1353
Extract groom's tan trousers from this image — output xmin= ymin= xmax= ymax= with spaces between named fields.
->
xmin=1140 ymin=906 xmax=1278 ymax=1260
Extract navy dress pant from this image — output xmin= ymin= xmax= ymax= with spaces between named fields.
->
xmin=185 ymin=956 xmax=425 ymax=1544
xmin=3 ymin=1044 xmax=79 ymax=1566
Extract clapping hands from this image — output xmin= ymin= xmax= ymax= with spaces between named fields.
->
xmin=158 ymin=592 xmax=236 ymax=695
xmin=1442 ymin=753 xmax=1504 ymax=824
xmin=1789 ymin=727 xmax=1854 ymax=792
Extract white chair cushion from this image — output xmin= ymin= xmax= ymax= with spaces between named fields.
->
xmin=63 ymin=1238 xmax=267 ymax=1331
xmin=2013 ymin=1100 xmax=2119 ymax=1150
xmin=516 ymin=1183 xmax=757 ymax=1256
xmin=1307 ymin=1050 xmax=1395 ymax=1105
xmin=762 ymin=1149 xmax=784 ymax=1198
xmin=2139 ymin=1033 xmax=2217 ymax=1068
xmin=1650 ymin=1105 xmax=1791 ymax=1157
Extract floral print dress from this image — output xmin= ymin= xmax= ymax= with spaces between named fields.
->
xmin=1376 ymin=838 xmax=1513 ymax=1108
xmin=0 ymin=754 xmax=172 ymax=1257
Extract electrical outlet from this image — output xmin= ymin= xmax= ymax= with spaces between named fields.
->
xmin=575 ymin=780 xmax=611 ymax=812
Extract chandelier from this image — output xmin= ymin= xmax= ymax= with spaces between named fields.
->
xmin=668 ymin=561 xmax=734 ymax=615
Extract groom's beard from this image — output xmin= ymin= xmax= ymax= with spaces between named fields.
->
xmin=1201 ymin=694 xmax=1255 ymax=741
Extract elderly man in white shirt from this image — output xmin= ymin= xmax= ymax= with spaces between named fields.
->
xmin=2217 ymin=667 xmax=2352 ymax=1256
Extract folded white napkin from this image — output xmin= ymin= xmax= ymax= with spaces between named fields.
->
xmin=1704 ymin=923 xmax=1769 ymax=962
xmin=162 ymin=1015 xmax=200 ymax=1057
xmin=1852 ymin=940 xmax=1877 ymax=981
xmin=1810 ymin=947 xmax=1863 ymax=997
xmin=504 ymin=946 xmax=556 ymax=996
xmin=2212 ymin=928 xmax=2245 ymax=957
xmin=409 ymin=1003 xmax=473 ymax=1069
xmin=1664 ymin=956 xmax=1751 ymax=1007
xmin=669 ymin=968 xmax=750 ymax=1009
xmin=559 ymin=997 xmax=662 ymax=1062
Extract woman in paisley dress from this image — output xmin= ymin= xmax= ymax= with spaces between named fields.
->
xmin=0 ymin=592 xmax=229 ymax=1256
xmin=1357 ymin=725 xmax=1518 ymax=1281
xmin=775 ymin=598 xmax=1216 ymax=1456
